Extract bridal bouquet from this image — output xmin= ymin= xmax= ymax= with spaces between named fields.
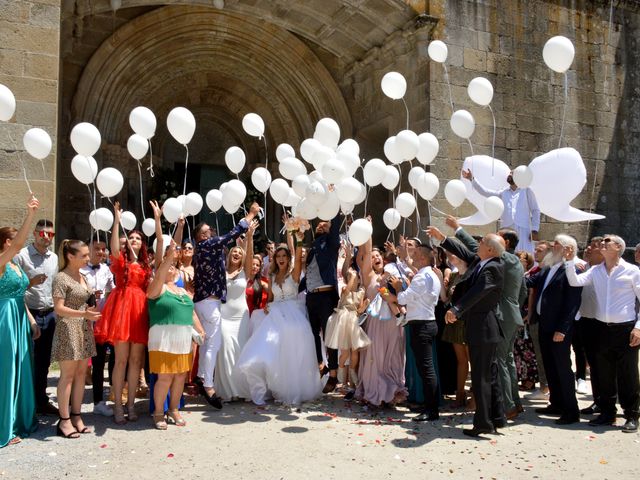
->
xmin=285 ymin=216 xmax=311 ymax=234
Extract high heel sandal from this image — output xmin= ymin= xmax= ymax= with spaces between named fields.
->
xmin=56 ymin=417 xmax=80 ymax=439
xmin=126 ymin=404 xmax=139 ymax=422
xmin=113 ymin=406 xmax=127 ymax=425
xmin=70 ymin=412 xmax=93 ymax=434
xmin=166 ymin=409 xmax=186 ymax=427
xmin=153 ymin=413 xmax=168 ymax=430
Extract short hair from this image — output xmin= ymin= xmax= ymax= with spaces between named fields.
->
xmin=484 ymin=234 xmax=505 ymax=255
xmin=590 ymin=236 xmax=604 ymax=245
xmin=536 ymin=240 xmax=552 ymax=250
xmin=383 ymin=251 xmax=397 ymax=263
xmin=555 ymin=234 xmax=578 ymax=257
xmin=35 ymin=219 xmax=53 ymax=230
xmin=605 ymin=234 xmax=626 ymax=257
xmin=498 ymin=229 xmax=519 ymax=250
xmin=516 ymin=250 xmax=535 ymax=270
xmin=194 ymin=222 xmax=209 ymax=238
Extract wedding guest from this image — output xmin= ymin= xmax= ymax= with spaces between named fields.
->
xmin=178 ymin=239 xmax=195 ymax=297
xmin=52 ymin=240 xmax=101 ymax=438
xmin=14 ymin=217 xmax=59 ymax=415
xmin=0 ymin=197 xmax=41 ymax=447
xmin=513 ymin=251 xmax=539 ymax=391
xmin=246 ymin=254 xmax=268 ymax=316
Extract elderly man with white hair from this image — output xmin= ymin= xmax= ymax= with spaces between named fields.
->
xmin=564 ymin=234 xmax=640 ymax=433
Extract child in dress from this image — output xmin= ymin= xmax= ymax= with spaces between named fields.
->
xmin=324 ymin=245 xmax=371 ymax=392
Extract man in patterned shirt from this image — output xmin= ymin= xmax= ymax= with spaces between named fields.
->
xmin=193 ymin=202 xmax=261 ymax=409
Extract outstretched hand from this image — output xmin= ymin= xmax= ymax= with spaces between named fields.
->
xmin=445 ymin=215 xmax=460 ymax=231
xmin=27 ymin=196 xmax=40 ymax=213
xmin=425 ymin=226 xmax=445 ymax=242
xmin=461 ymin=169 xmax=473 ymax=181
xmin=150 ymin=200 xmax=162 ymax=219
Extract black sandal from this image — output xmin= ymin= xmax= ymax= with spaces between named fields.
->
xmin=56 ymin=417 xmax=80 ymax=439
xmin=70 ymin=412 xmax=93 ymax=434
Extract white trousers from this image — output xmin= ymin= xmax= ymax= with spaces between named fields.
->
xmin=195 ymin=298 xmax=222 ymax=389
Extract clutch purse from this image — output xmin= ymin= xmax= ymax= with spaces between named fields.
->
xmin=191 ymin=328 xmax=204 ymax=346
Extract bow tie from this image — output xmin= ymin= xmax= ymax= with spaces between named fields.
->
xmin=89 ymin=264 xmax=100 ymax=270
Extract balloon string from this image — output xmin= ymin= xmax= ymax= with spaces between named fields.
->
xmin=443 ymin=64 xmax=455 ymax=115
xmin=21 ymin=163 xmax=33 ymax=195
xmin=147 ymin=140 xmax=155 ymax=178
xmin=364 ymin=185 xmax=370 ymax=216
xmin=488 ymin=105 xmax=497 ymax=176
xmin=182 ymin=144 xmax=189 ymax=196
xmin=137 ymin=161 xmax=146 ymax=220
xmin=466 ymin=139 xmax=474 ymax=156
xmin=558 ymin=72 xmax=568 ymax=149
xmin=428 ymin=201 xmax=449 ymax=217
xmin=214 ymin=212 xmax=220 ymax=238
xmin=261 ymin=136 xmax=270 ymax=240
xmin=409 ymin=160 xmax=420 ymax=237
xmin=39 ymin=160 xmax=46 ymax=214
xmin=237 ymin=173 xmax=248 ymax=216
xmin=401 ymin=98 xmax=410 ymax=131
xmin=262 ymin=137 xmax=269 ymax=171
xmin=86 ymin=184 xmax=95 ymax=244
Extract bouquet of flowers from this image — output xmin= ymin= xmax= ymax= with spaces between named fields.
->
xmin=285 ymin=216 xmax=311 ymax=234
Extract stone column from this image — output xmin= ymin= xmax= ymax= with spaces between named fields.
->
xmin=0 ymin=0 xmax=60 ymax=228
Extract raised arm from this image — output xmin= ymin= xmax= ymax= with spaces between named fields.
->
xmin=110 ymin=201 xmax=122 ymax=260
xmin=147 ymin=240 xmax=176 ymax=299
xmin=341 ymin=241 xmax=353 ymax=282
xmin=244 ymin=220 xmax=258 ymax=278
xmin=357 ymin=227 xmax=373 ymax=283
xmin=173 ymin=215 xmax=185 ymax=248
xmin=462 ymin=169 xmax=503 ymax=197
xmin=292 ymin=231 xmax=304 ymax=283
xmin=150 ymin=200 xmax=164 ymax=270
xmin=1 ymin=196 xmax=39 ymax=268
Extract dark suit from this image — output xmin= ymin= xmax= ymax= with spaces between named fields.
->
xmin=526 ymin=264 xmax=582 ymax=419
xmin=443 ymin=238 xmax=505 ymax=430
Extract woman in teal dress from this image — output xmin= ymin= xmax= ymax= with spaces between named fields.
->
xmin=0 ymin=196 xmax=41 ymax=447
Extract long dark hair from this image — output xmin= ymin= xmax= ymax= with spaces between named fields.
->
xmin=123 ymin=230 xmax=151 ymax=287
xmin=269 ymin=244 xmax=292 ymax=276
xmin=251 ymin=254 xmax=264 ymax=310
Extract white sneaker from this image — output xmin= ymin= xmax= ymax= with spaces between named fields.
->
xmin=93 ymin=401 xmax=114 ymax=417
xmin=576 ymin=378 xmax=588 ymax=395
xmin=529 ymin=389 xmax=550 ymax=400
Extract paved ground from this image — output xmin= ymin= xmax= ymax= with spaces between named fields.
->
xmin=0 ymin=375 xmax=637 ymax=480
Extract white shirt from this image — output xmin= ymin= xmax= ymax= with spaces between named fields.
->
xmin=472 ymin=179 xmax=541 ymax=231
xmin=536 ymin=262 xmax=562 ymax=315
xmin=397 ymin=266 xmax=441 ymax=321
xmin=565 ymin=258 xmax=640 ymax=329
xmin=80 ymin=263 xmax=115 ymax=312
xmin=14 ymin=244 xmax=58 ymax=310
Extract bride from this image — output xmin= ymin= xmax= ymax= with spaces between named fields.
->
xmin=234 ymin=232 xmax=322 ymax=405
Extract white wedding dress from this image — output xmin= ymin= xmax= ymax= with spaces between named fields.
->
xmin=234 ymin=275 xmax=322 ymax=405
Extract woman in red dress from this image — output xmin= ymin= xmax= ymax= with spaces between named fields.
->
xmin=245 ymin=255 xmax=268 ymax=316
xmin=94 ymin=201 xmax=153 ymax=424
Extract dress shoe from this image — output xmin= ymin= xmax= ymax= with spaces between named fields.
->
xmin=408 ymin=404 xmax=425 ymax=413
xmin=414 ymin=411 xmax=439 ymax=422
xmin=535 ymin=405 xmax=563 ymax=415
xmin=36 ymin=402 xmax=59 ymax=416
xmin=555 ymin=415 xmax=580 ymax=425
xmin=622 ymin=418 xmax=638 ymax=433
xmin=506 ymin=408 xmax=520 ymax=420
xmin=343 ymin=390 xmax=355 ymax=401
xmin=322 ymin=376 xmax=338 ymax=394
xmin=463 ymin=427 xmax=495 ymax=437
xmin=588 ymin=415 xmax=616 ymax=427
xmin=203 ymin=390 xmax=223 ymax=410
xmin=580 ymin=403 xmax=601 ymax=415
xmin=493 ymin=418 xmax=507 ymax=429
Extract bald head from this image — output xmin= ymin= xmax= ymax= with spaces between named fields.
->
xmin=478 ymin=233 xmax=505 ymax=260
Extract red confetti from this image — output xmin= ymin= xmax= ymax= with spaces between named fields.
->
xmin=100 ymin=444 xmax=107 ymax=449
xmin=167 ymin=453 xmax=174 ymax=458
xmin=375 ymin=439 xmax=381 ymax=444
xmin=357 ymin=433 xmax=364 ymax=436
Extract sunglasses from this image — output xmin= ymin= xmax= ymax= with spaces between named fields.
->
xmin=182 ymin=246 xmax=193 ymax=251
xmin=37 ymin=231 xmax=55 ymax=238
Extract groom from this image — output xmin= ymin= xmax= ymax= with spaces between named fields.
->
xmin=305 ymin=213 xmax=342 ymax=393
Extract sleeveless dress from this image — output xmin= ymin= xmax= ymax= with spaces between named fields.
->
xmin=94 ymin=255 xmax=149 ymax=345
xmin=0 ymin=264 xmax=37 ymax=447
xmin=324 ymin=288 xmax=371 ymax=350
xmin=234 ymin=275 xmax=322 ymax=405
xmin=215 ymin=271 xmax=251 ymax=400
xmin=245 ymin=276 xmax=268 ymax=316
xmin=356 ymin=277 xmax=407 ymax=406
xmin=51 ymin=271 xmax=96 ymax=361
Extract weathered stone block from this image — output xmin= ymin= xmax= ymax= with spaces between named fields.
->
xmin=463 ymin=48 xmax=487 ymax=71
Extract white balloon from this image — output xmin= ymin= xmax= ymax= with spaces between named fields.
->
xmin=513 ymin=165 xmax=534 ymax=188
xmin=96 ymin=167 xmax=124 ymax=198
xmin=177 ymin=194 xmax=187 ymax=214
xmin=242 ymin=113 xmax=265 ymax=138
xmin=384 ymin=136 xmax=403 ymax=165
xmin=450 ymin=110 xmax=476 ymax=139
xmin=395 ymin=130 xmax=420 ymax=161
xmin=23 ymin=128 xmax=52 ymax=160
xmin=468 ymin=77 xmax=494 ymax=106
xmin=321 ymin=157 xmax=346 ymax=184
xmin=311 ymin=145 xmax=334 ymax=171
xmin=129 ymin=106 xmax=156 ymax=139
xmin=484 ymin=196 xmax=504 ymax=222
xmin=340 ymin=201 xmax=355 ymax=215
xmin=444 ymin=179 xmax=467 ymax=208
xmin=458 ymin=155 xmax=511 ymax=226
xmin=335 ymin=177 xmax=362 ymax=204
xmin=354 ymin=182 xmax=367 ymax=205
xmin=0 ymin=84 xmax=16 ymax=121
xmin=167 ymin=107 xmax=196 ymax=145
xmin=363 ymin=158 xmax=387 ymax=187
xmin=220 ymin=182 xmax=228 ymax=194
xmin=395 ymin=192 xmax=417 ymax=218
xmin=383 ymin=208 xmax=401 ymax=230
xmin=417 ymin=172 xmax=440 ymax=201
xmin=269 ymin=178 xmax=290 ymax=204
xmin=348 ymin=218 xmax=373 ymax=247
xmin=279 ymin=157 xmax=307 ymax=180
xmin=308 ymin=170 xmax=325 ymax=183
xmin=251 ymin=167 xmax=272 ymax=193
xmin=276 ymin=143 xmax=296 ymax=162
xmin=222 ymin=197 xmax=241 ymax=214
xmin=317 ymin=192 xmax=340 ymax=221
xmin=381 ymin=165 xmax=400 ymax=190
xmin=163 ymin=197 xmax=182 ymax=223
xmin=314 ymin=118 xmax=340 ymax=149
xmin=153 ymin=234 xmax=172 ymax=255
xmin=295 ymin=197 xmax=318 ymax=220
xmin=292 ymin=174 xmax=311 ymax=197
xmin=224 ymin=179 xmax=247 ymax=205
xmin=300 ymin=138 xmax=322 ymax=163
xmin=380 ymin=72 xmax=407 ymax=100
xmin=337 ymin=139 xmax=360 ymax=157
xmin=185 ymin=192 xmax=204 ymax=216
xmin=120 ymin=211 xmax=137 ymax=231
xmin=428 ymin=40 xmax=448 ymax=63
xmin=543 ymin=35 xmax=575 ymax=73
xmin=305 ymin=181 xmax=328 ymax=206
xmin=71 ymin=155 xmax=98 ymax=185
xmin=416 ymin=132 xmax=439 ymax=165
xmin=408 ymin=166 xmax=425 ymax=189
xmin=283 ymin=189 xmax=301 ymax=208
xmin=205 ymin=189 xmax=223 ymax=212
xmin=70 ymin=122 xmax=101 ymax=157
xmin=337 ymin=150 xmax=360 ymax=178
xmin=127 ymin=134 xmax=148 ymax=160
xmin=225 ymin=146 xmax=246 ymax=174
xmin=89 ymin=208 xmax=114 ymax=232
xmin=141 ymin=218 xmax=156 ymax=237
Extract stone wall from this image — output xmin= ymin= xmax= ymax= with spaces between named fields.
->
xmin=0 ymin=0 xmax=60 ymax=230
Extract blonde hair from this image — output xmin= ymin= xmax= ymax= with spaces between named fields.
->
xmin=226 ymin=245 xmax=245 ymax=273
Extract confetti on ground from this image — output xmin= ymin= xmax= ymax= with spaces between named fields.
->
xmin=167 ymin=453 xmax=175 ymax=458
xmin=100 ymin=444 xmax=108 ymax=448
xmin=599 ymin=458 xmax=608 ymax=464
